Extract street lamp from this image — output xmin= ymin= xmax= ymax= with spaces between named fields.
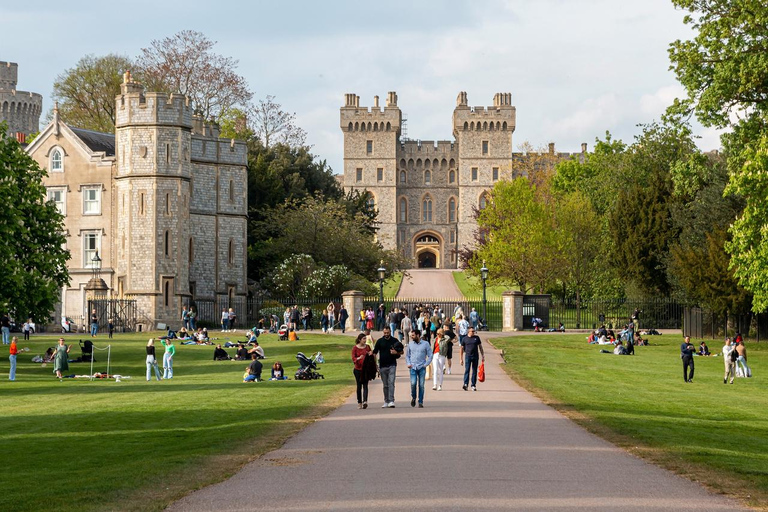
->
xmin=377 ymin=261 xmax=386 ymax=306
xmin=91 ymin=251 xmax=102 ymax=279
xmin=480 ymin=261 xmax=489 ymax=329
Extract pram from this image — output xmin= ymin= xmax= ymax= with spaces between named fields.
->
xmin=79 ymin=339 xmax=95 ymax=362
xmin=294 ymin=351 xmax=324 ymax=380
xmin=278 ymin=324 xmax=289 ymax=341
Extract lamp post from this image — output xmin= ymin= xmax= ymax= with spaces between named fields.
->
xmin=377 ymin=262 xmax=386 ymax=307
xmin=481 ymin=261 xmax=489 ymax=328
xmin=91 ymin=251 xmax=102 ymax=280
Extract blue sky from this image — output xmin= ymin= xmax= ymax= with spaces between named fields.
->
xmin=2 ymin=0 xmax=719 ymax=172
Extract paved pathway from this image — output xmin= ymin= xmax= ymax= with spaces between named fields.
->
xmin=397 ymin=269 xmax=463 ymax=298
xmin=168 ymin=338 xmax=743 ymax=512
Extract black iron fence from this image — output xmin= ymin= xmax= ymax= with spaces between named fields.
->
xmin=362 ymin=297 xmax=503 ymax=331
xmin=684 ymin=307 xmax=768 ymax=341
xmin=87 ymin=299 xmax=138 ymax=333
xmin=183 ymin=296 xmax=341 ymax=330
xmin=547 ymin=298 xmax=687 ymax=330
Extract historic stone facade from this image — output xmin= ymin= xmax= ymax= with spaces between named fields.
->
xmin=0 ymin=61 xmax=42 ymax=140
xmin=25 ymin=74 xmax=247 ymax=330
xmin=341 ymin=91 xmax=582 ymax=268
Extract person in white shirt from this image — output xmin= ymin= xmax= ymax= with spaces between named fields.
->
xmin=457 ymin=315 xmax=469 ymax=343
xmin=722 ymin=337 xmax=736 ymax=384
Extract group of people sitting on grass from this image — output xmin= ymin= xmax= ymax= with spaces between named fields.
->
xmin=213 ymin=341 xmax=265 ymax=361
xmin=588 ymin=323 xmax=648 ymax=348
xmin=243 ymin=357 xmax=287 ymax=383
xmin=163 ymin=326 xmax=212 ymax=344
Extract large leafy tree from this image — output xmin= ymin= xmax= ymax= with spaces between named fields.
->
xmin=0 ymin=124 xmax=70 ymax=321
xmin=669 ymin=0 xmax=768 ymax=311
xmin=50 ymin=54 xmax=132 ymax=133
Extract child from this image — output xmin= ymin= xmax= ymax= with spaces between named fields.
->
xmin=271 ymin=361 xmax=287 ymax=380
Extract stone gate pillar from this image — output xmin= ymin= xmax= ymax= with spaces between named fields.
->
xmin=503 ymin=290 xmax=525 ymax=332
xmin=342 ymin=290 xmax=365 ymax=332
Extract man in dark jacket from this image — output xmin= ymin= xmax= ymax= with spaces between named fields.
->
xmin=681 ymin=336 xmax=695 ymax=383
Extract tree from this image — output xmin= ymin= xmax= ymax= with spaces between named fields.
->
xmin=251 ymin=96 xmax=307 ymax=149
xmin=136 ymin=30 xmax=252 ymax=121
xmin=0 ymin=123 xmax=70 ymax=321
xmin=669 ymin=0 xmax=768 ymax=310
xmin=50 ymin=54 xmax=132 ymax=133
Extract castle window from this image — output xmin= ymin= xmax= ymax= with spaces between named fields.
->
xmin=400 ymin=170 xmax=407 ymax=183
xmin=400 ymin=198 xmax=407 ymax=222
xmin=166 ymin=193 xmax=171 ymax=215
xmin=140 ymin=193 xmax=145 ymax=215
xmin=479 ymin=192 xmax=490 ymax=210
xmin=228 ymin=239 xmax=235 ymax=266
xmin=164 ymin=280 xmax=171 ymax=307
xmin=83 ymin=187 xmax=101 ymax=215
xmin=50 ymin=149 xmax=63 ymax=172
xmin=164 ymin=230 xmax=170 ymax=258
xmin=377 ymin=168 xmax=383 ymax=182
xmin=450 ymin=230 xmax=456 ymax=244
xmin=422 ymin=195 xmax=433 ymax=222
xmin=448 ymin=198 xmax=456 ymax=223
xmin=493 ymin=167 xmax=499 ymax=181
xmin=348 ymin=122 xmax=353 ymax=132
xmin=189 ymin=237 xmax=194 ymax=263
xmin=166 ymin=144 xmax=170 ymax=164
xmin=366 ymin=140 xmax=373 ymax=155
xmin=449 ymin=170 xmax=455 ymax=184
xmin=356 ymin=168 xmax=363 ymax=182
xmin=366 ymin=194 xmax=375 ymax=209
xmin=47 ymin=187 xmax=66 ymax=216
xmin=229 ymin=180 xmax=234 ymax=202
xmin=83 ymin=231 xmax=101 ymax=268
xmin=482 ymin=141 xmax=489 ymax=155
xmin=471 ymin=168 xmax=478 ymax=181
xmin=424 ymin=170 xmax=431 ymax=185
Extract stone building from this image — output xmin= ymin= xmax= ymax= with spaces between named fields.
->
xmin=25 ymin=74 xmax=248 ymax=330
xmin=0 ymin=61 xmax=42 ymax=141
xmin=341 ymin=91 xmax=582 ymax=268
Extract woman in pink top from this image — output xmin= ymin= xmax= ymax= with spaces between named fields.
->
xmin=351 ymin=333 xmax=372 ymax=409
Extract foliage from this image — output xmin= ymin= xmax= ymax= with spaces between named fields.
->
xmin=0 ymin=332 xmax=354 ymax=512
xmin=136 ymin=30 xmax=252 ymax=120
xmin=50 ymin=54 xmax=132 ymax=133
xmin=250 ymin=196 xmax=406 ymax=285
xmin=555 ymin=190 xmax=602 ymax=302
xmin=270 ymin=254 xmax=317 ymax=298
xmin=0 ymin=123 xmax=70 ymax=321
xmin=220 ymin=96 xmax=308 ymax=149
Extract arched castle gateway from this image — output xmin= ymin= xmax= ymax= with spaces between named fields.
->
xmin=341 ymin=91 xmax=584 ymax=268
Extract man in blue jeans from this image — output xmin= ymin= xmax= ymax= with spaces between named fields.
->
xmin=373 ymin=327 xmax=403 ymax=408
xmin=90 ymin=309 xmax=99 ymax=337
xmin=406 ymin=330 xmax=433 ymax=408
xmin=460 ymin=327 xmax=485 ymax=391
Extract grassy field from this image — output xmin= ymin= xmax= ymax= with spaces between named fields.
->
xmin=490 ymin=333 xmax=768 ymax=509
xmin=452 ymin=271 xmax=514 ymax=298
xmin=0 ymin=331 xmax=356 ymax=512
xmin=382 ymin=271 xmax=404 ymax=297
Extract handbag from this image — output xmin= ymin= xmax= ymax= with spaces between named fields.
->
xmin=478 ymin=361 xmax=486 ymax=383
xmin=425 ymin=363 xmax=432 ymax=380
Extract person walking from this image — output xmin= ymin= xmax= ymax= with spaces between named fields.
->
xmin=161 ymin=338 xmax=175 ymax=379
xmin=406 ymin=329 xmax=433 ymax=408
xmin=320 ymin=310 xmax=329 ymax=333
xmin=90 ymin=309 xmax=99 ymax=337
xmin=22 ymin=319 xmax=32 ymax=341
xmin=734 ymin=341 xmax=751 ymax=378
xmin=327 ymin=302 xmax=336 ymax=334
xmin=431 ymin=328 xmax=449 ymax=390
xmin=181 ymin=305 xmax=190 ymax=330
xmin=457 ymin=314 xmax=469 ymax=345
xmin=338 ymin=305 xmax=349 ymax=334
xmin=373 ymin=327 xmax=403 ymax=408
xmin=1 ymin=313 xmax=10 ymax=345
xmin=722 ymin=337 xmax=736 ymax=384
xmin=352 ymin=333 xmax=372 ymax=409
xmin=188 ymin=307 xmax=197 ymax=331
xmin=108 ymin=318 xmax=114 ymax=339
xmin=376 ymin=304 xmax=386 ymax=332
xmin=221 ymin=308 xmax=229 ymax=332
xmin=53 ymin=338 xmax=71 ymax=379
xmin=401 ymin=314 xmax=412 ymax=345
xmin=469 ymin=308 xmax=479 ymax=331
xmin=443 ymin=321 xmax=456 ymax=375
xmin=146 ymin=339 xmax=162 ymax=381
xmin=460 ymin=327 xmax=485 ymax=391
xmin=681 ymin=336 xmax=695 ymax=383
xmin=9 ymin=336 xmax=19 ymax=381
xmin=228 ymin=307 xmax=237 ymax=332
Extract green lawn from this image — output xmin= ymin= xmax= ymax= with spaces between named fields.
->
xmin=0 ymin=332 xmax=355 ymax=512
xmin=452 ymin=271 xmax=514 ymax=298
xmin=490 ymin=334 xmax=768 ymax=509
xmin=382 ymin=271 xmax=404 ymax=297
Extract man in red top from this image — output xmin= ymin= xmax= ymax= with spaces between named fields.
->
xmin=9 ymin=336 xmax=19 ymax=381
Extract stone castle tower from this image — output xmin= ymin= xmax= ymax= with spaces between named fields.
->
xmin=0 ymin=61 xmax=42 ymax=139
xmin=113 ymin=73 xmax=248 ymax=327
xmin=341 ymin=91 xmax=520 ymax=269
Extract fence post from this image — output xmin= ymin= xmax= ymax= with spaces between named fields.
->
xmin=342 ymin=290 xmax=365 ymax=333
xmin=502 ymin=291 xmax=524 ymax=332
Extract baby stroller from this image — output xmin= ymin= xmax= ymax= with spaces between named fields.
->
xmin=294 ymin=352 xmax=324 ymax=380
xmin=278 ymin=324 xmax=289 ymax=341
xmin=79 ymin=339 xmax=95 ymax=362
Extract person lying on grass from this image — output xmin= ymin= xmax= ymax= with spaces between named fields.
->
xmin=600 ymin=340 xmax=630 ymax=355
xmin=244 ymin=353 xmax=263 ymax=382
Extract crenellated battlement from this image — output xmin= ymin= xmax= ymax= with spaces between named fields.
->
xmin=398 ymin=140 xmax=457 ymax=156
xmin=0 ymin=61 xmax=18 ymax=90
xmin=0 ymin=61 xmax=42 ymax=136
xmin=116 ymin=72 xmax=192 ymax=129
xmin=341 ymin=92 xmax=402 ymax=132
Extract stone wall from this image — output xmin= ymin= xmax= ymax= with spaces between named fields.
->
xmin=0 ymin=61 xmax=42 ymax=137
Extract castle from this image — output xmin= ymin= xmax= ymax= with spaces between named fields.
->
xmin=23 ymin=71 xmax=248 ymax=330
xmin=341 ymin=91 xmax=584 ymax=269
xmin=0 ymin=61 xmax=43 ymax=141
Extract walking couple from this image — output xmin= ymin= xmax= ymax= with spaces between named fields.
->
xmin=374 ymin=327 xmax=431 ymax=408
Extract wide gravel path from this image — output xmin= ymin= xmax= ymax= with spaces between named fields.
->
xmin=397 ymin=269 xmax=464 ymax=298
xmin=167 ymin=337 xmax=744 ymax=511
